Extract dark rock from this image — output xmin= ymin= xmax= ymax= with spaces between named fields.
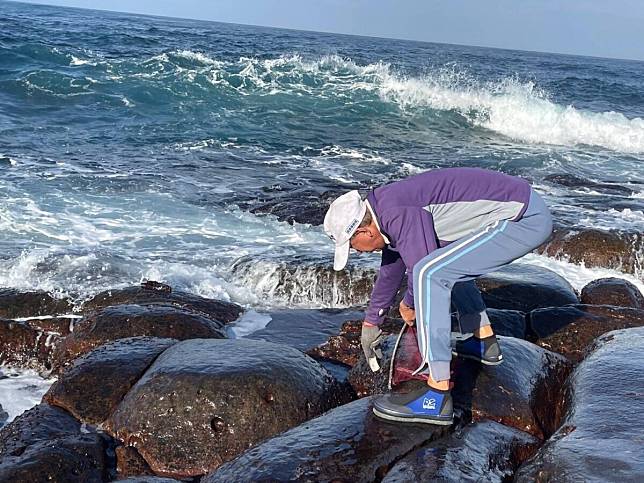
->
xmin=202 ymin=396 xmax=448 ymax=483
xmin=452 ymin=337 xmax=571 ymax=439
xmin=307 ymin=318 xmax=404 ymax=367
xmin=106 ymin=338 xmax=351 ymax=478
xmin=347 ymin=333 xmax=403 ymax=397
xmin=537 ymin=227 xmax=643 ymax=276
xmin=530 ymin=304 xmax=644 ymax=362
xmin=116 ymin=445 xmax=155 ymax=478
xmin=580 ymin=277 xmax=644 ymax=309
xmin=0 ymin=403 xmax=109 ymax=482
xmin=52 ymin=304 xmax=227 ymax=371
xmin=349 ymin=335 xmax=571 ymax=439
xmin=544 ymin=173 xmax=634 ymax=195
xmin=470 ymin=308 xmax=526 ymax=339
xmin=382 ymin=420 xmax=540 ymax=482
xmin=81 ymin=285 xmax=242 ymax=323
xmin=0 ymin=288 xmax=72 ymax=319
xmin=516 ymin=327 xmax=644 ymax=482
xmin=45 ymin=337 xmax=177 ymax=424
xmin=489 ymin=308 xmax=527 ymax=338
xmin=476 ymin=264 xmax=578 ymax=312
xmin=0 ymin=318 xmax=66 ymax=369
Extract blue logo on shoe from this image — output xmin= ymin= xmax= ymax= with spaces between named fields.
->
xmin=407 ymin=390 xmax=444 ymax=415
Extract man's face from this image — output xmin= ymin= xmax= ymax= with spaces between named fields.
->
xmin=350 ymin=225 xmax=386 ymax=253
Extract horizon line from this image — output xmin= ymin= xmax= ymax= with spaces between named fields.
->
xmin=8 ymin=0 xmax=644 ymax=64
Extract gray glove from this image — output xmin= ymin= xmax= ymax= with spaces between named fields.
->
xmin=361 ymin=324 xmax=383 ymax=372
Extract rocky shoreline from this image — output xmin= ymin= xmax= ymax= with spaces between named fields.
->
xmin=1 ymin=269 xmax=643 ymax=481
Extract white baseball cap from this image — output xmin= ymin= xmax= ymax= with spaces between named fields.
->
xmin=323 ymin=190 xmax=367 ymax=271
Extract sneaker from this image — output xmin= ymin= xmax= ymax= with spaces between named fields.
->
xmin=452 ymin=334 xmax=503 ymax=365
xmin=373 ymin=386 xmax=453 ymax=425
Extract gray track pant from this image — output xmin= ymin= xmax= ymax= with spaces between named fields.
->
xmin=412 ymin=189 xmax=552 ymax=381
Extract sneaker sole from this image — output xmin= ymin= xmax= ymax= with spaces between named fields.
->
xmin=451 ymin=351 xmax=504 ymax=365
xmin=372 ymin=407 xmax=453 ymax=426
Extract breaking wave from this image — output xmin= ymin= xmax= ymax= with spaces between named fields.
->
xmin=137 ymin=52 xmax=644 ymax=153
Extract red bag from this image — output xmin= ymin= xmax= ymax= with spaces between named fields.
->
xmin=390 ymin=325 xmax=427 ymax=388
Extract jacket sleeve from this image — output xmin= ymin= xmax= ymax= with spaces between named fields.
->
xmin=382 ymin=207 xmax=439 ymax=308
xmin=364 ymin=246 xmax=406 ymax=325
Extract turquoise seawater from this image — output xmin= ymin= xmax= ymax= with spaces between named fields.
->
xmin=1 ymin=1 xmax=643 ymax=306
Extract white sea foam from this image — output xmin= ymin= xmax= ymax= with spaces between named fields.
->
xmin=0 ymin=367 xmax=56 ymax=425
xmin=226 ymin=310 xmax=272 ymax=338
xmin=378 ymin=71 xmax=644 ymax=154
xmin=69 ymin=55 xmax=96 ymax=66
xmin=519 ymin=253 xmax=644 ymax=295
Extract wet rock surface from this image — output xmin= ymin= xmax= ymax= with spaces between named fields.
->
xmin=382 ymin=420 xmax=540 ymax=482
xmin=81 ymin=285 xmax=243 ymax=323
xmin=203 ymin=396 xmax=448 ymax=483
xmin=0 ymin=404 xmax=7 ymax=429
xmin=0 ymin=403 xmax=110 ymax=482
xmin=516 ymin=327 xmax=644 ymax=482
xmin=307 ymin=317 xmax=403 ymax=367
xmin=347 ymin=333 xmax=402 ymax=397
xmin=475 ymin=264 xmax=578 ymax=312
xmin=349 ymin=335 xmax=571 ymax=439
xmin=451 ymin=337 xmax=571 ymax=439
xmin=537 ymin=227 xmax=643 ymax=276
xmin=580 ymin=277 xmax=644 ymax=308
xmin=0 ymin=317 xmax=66 ymax=369
xmin=106 ymin=338 xmax=350 ymax=478
xmin=45 ymin=337 xmax=177 ymax=424
xmin=0 ymin=288 xmax=72 ymax=319
xmin=469 ymin=308 xmax=527 ymax=339
xmin=530 ymin=304 xmax=644 ymax=362
xmin=52 ymin=304 xmax=227 ymax=371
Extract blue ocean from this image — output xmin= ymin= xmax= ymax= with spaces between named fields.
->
xmin=1 ymin=1 xmax=643 ymax=312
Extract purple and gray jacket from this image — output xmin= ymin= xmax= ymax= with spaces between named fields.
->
xmin=364 ymin=167 xmax=531 ymax=325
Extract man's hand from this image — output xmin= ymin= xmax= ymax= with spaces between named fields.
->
xmin=399 ymin=300 xmax=416 ymax=326
xmin=361 ymin=322 xmax=383 ymax=372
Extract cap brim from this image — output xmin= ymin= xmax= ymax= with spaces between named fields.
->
xmin=333 ymin=241 xmax=350 ymax=271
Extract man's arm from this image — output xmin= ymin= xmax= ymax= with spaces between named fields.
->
xmin=382 ymin=207 xmax=439 ymax=308
xmin=364 ymin=246 xmax=406 ymax=325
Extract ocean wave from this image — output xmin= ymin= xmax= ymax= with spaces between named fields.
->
xmin=377 ymin=70 xmax=644 ymax=154
xmin=136 ymin=51 xmax=644 ymax=153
